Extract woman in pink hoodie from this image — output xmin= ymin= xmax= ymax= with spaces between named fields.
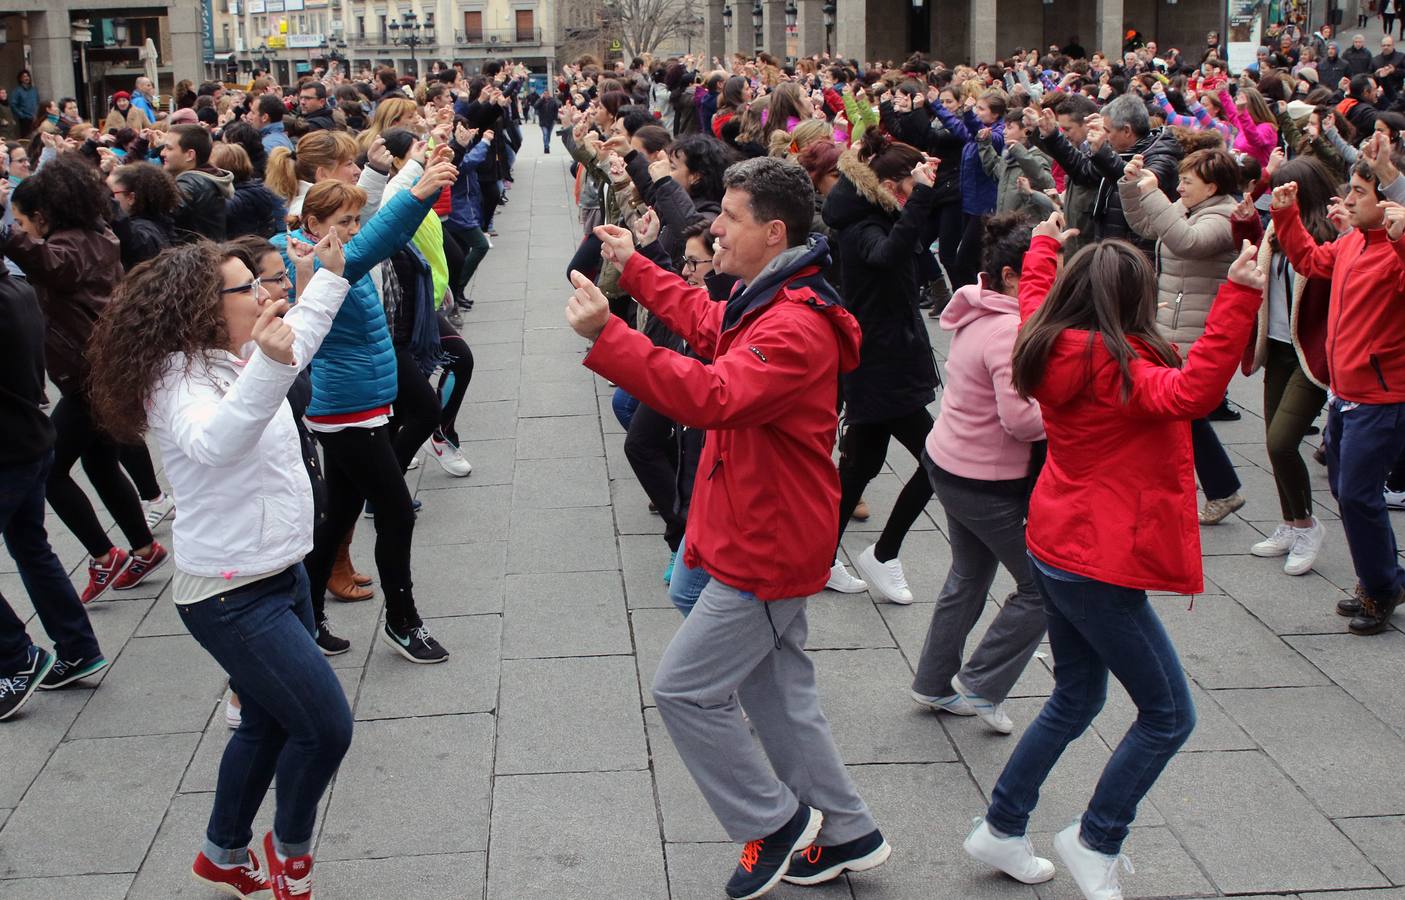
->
xmin=910 ymin=211 xmax=1048 ymax=735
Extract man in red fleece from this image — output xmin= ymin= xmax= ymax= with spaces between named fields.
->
xmin=1271 ymin=160 xmax=1405 ymax=634
xmin=565 ymin=157 xmax=888 ymax=899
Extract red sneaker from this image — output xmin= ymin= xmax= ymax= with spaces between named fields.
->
xmin=263 ymin=830 xmax=314 ymax=898
xmin=113 ymin=541 xmax=169 ymax=591
xmin=80 ymin=549 xmax=129 ymax=604
xmin=191 ymin=848 xmax=272 ymax=897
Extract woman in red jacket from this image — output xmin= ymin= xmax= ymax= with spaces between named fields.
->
xmin=961 ymin=212 xmax=1264 ymax=900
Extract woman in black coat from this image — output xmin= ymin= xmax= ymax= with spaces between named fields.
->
xmin=820 ymin=129 xmax=942 ymax=604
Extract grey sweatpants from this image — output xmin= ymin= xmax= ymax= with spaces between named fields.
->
xmin=913 ymin=462 xmax=1047 ymax=703
xmin=652 ymin=578 xmax=876 ymax=845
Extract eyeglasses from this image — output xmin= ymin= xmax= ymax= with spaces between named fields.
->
xmin=220 ymin=278 xmax=265 ymax=295
xmin=681 ymin=256 xmax=712 ymax=272
xmin=265 ymin=269 xmax=291 ymax=283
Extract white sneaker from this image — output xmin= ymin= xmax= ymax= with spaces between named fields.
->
xmin=954 ymin=675 xmax=1015 ymax=734
xmin=853 ymin=544 xmax=913 ymax=604
xmin=962 ymin=817 xmax=1056 ymax=884
xmin=911 ymin=689 xmax=976 ymax=716
xmin=1053 ymin=820 xmax=1133 ymax=900
xmin=1284 ymin=517 xmax=1326 ymax=576
xmin=1386 ymin=488 xmax=1405 ymax=510
xmin=427 ymin=435 xmax=472 ymax=477
xmin=142 ymin=492 xmax=175 ymax=529
xmin=1250 ymin=523 xmax=1296 ymax=558
xmin=826 ymin=559 xmax=868 ymax=594
xmin=224 ymin=696 xmax=241 ymax=729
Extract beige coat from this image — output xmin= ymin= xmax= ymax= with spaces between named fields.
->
xmin=1120 ymin=181 xmax=1239 ymax=354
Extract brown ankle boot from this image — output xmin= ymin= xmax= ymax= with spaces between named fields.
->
xmin=328 ymin=534 xmax=373 ymax=602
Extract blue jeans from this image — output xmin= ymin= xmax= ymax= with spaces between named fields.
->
xmin=668 ymin=531 xmax=711 ymax=617
xmin=0 ymin=451 xmax=102 ymax=672
xmin=985 ymin=557 xmax=1195 ymax=855
xmin=1325 ymin=398 xmax=1405 ymax=599
xmin=541 ymin=125 xmax=553 ymax=152
xmin=612 ymin=387 xmax=640 ymax=431
xmin=178 ymin=565 xmax=352 ymax=861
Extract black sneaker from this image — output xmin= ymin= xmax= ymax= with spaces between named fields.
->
xmin=725 ymin=805 xmax=823 ymax=899
xmin=1349 ymin=587 xmax=1402 ymax=636
xmin=315 ymin=617 xmax=351 ymax=656
xmin=781 ymin=829 xmax=892 ymax=885
xmin=38 ymin=653 xmax=109 ymax=690
xmin=0 ymin=645 xmax=55 ymax=721
xmin=381 ymin=621 xmax=449 ymax=664
xmin=1338 ymin=583 xmax=1368 ymax=618
xmin=1207 ymin=398 xmax=1242 ymax=421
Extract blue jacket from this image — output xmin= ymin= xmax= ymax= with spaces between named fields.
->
xmin=273 ymin=189 xmax=434 ymax=417
xmin=448 ymin=139 xmax=491 ymax=231
xmin=933 ymin=107 xmax=1004 ymax=215
xmin=10 ymin=84 xmax=36 ymax=122
xmin=260 ymin=121 xmax=293 ymax=154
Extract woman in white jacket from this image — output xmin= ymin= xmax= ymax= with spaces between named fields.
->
xmin=88 ymin=233 xmax=350 ymax=900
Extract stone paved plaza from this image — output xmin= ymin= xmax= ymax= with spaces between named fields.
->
xmin=1 ymin=137 xmax=1403 ymax=900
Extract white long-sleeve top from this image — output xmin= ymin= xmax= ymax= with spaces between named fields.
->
xmin=147 ymin=267 xmax=351 ymax=579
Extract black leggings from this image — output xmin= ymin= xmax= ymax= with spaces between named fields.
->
xmin=934 ymin=201 xmax=963 ymax=287
xmin=951 ymin=212 xmax=985 ymax=289
xmin=48 ymin=393 xmax=152 ymax=559
xmin=444 ymin=221 xmax=490 ymax=300
xmin=389 ymin=348 xmax=439 ymax=473
xmin=436 ymin=314 xmax=475 ymax=444
xmin=479 ymin=178 xmax=502 ymax=231
xmin=837 ymin=407 xmax=935 ymax=562
xmin=119 ymin=443 xmax=162 ymax=501
xmin=624 ymin=402 xmax=684 ymax=552
xmin=304 ymin=426 xmax=419 ymax=629
xmin=440 ymin=221 xmax=467 ymax=306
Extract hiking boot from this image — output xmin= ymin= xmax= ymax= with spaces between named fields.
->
xmin=725 ymin=805 xmax=823 ymax=899
xmin=1337 ymin=583 xmax=1368 ymax=618
xmin=1349 ymin=587 xmax=1403 ymax=636
xmin=781 ymin=828 xmax=891 ymax=885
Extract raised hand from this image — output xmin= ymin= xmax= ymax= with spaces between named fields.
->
xmin=1270 ymin=181 xmax=1298 ymax=210
xmin=911 ymin=159 xmax=936 ymax=188
xmin=251 ymin=299 xmax=295 ymax=365
xmin=648 ymin=155 xmax=672 ymax=182
xmin=565 ymin=269 xmax=611 ymax=340
xmin=311 ymin=227 xmax=345 ymax=276
xmin=411 ymin=151 xmax=459 ymax=200
xmin=1038 ymin=106 xmax=1058 ymax=137
xmin=1123 ymin=153 xmax=1145 ymax=181
xmin=455 ymin=123 xmax=478 ymax=146
xmin=366 ymin=136 xmax=394 ymax=172
xmin=1032 ymin=209 xmax=1080 ymax=245
xmin=593 ymin=223 xmax=636 ymax=267
xmin=633 ymin=207 xmax=661 ymax=244
xmin=1383 ymin=201 xmax=1405 ymax=241
xmin=1226 ymin=240 xmax=1266 ymax=291
xmin=1230 ymin=193 xmax=1257 ymax=222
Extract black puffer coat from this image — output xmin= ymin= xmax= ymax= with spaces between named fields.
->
xmin=821 ymin=147 xmax=941 ymax=424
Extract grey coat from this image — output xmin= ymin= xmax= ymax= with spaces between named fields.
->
xmin=1119 ymin=180 xmax=1238 ymax=354
xmin=978 ymin=139 xmax=1056 ymax=215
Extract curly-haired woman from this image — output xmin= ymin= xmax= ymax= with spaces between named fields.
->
xmin=88 ymin=235 xmax=353 ymax=900
xmin=1 ymin=151 xmax=166 ymax=602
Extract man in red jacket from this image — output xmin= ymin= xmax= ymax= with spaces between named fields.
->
xmin=1271 ymin=162 xmax=1405 ymax=634
xmin=565 ymin=157 xmax=888 ymax=899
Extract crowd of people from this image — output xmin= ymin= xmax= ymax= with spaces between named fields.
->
xmin=554 ymin=19 xmax=1404 ymax=900
xmin=0 ymin=13 xmax=1403 ymax=900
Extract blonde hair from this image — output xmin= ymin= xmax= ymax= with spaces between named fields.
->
xmin=211 ymin=142 xmax=252 ymax=181
xmin=265 ymin=129 xmax=359 ymax=202
xmin=359 ymin=97 xmax=419 ymax=151
xmin=768 ymin=118 xmax=833 ymax=157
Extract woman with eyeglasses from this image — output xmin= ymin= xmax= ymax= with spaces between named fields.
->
xmin=87 ymin=232 xmax=354 ymax=900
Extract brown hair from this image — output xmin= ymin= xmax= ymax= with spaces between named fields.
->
xmin=857 ymin=128 xmax=923 ymax=184
xmin=1178 ymin=148 xmax=1240 ymax=196
xmin=88 ymin=242 xmax=238 ymax=442
xmin=264 ymin=129 xmax=359 ymax=202
xmin=1011 ymin=240 xmax=1181 ymax=402
xmin=301 ymin=180 xmax=368 ymax=232
xmin=211 ymin=142 xmax=252 ymax=181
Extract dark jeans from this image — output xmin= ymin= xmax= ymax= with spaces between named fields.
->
xmin=541 ymin=125 xmax=553 ymax=152
xmin=1263 ymin=341 xmax=1327 ymax=521
xmin=837 ymin=407 xmax=934 ymax=562
xmin=388 ymin=348 xmax=439 ymax=472
xmin=1191 ymin=417 xmax=1240 ymax=502
xmin=436 ymin=314 xmax=475 ymax=444
xmin=0 ymin=452 xmax=102 ymax=672
xmin=48 ymin=393 xmax=152 ymax=558
xmin=1325 ymin=398 xmax=1405 ymax=599
xmin=177 ymin=566 xmax=352 ymax=860
xmin=625 ymin=402 xmax=684 ymax=552
xmin=304 ymin=426 xmax=419 ymax=629
xmin=913 ymin=456 xmax=1045 ymax=703
xmin=444 ymin=220 xmax=490 ymax=300
xmin=1388 ymin=444 xmax=1405 ymax=493
xmin=986 ymin=559 xmax=1196 ymax=855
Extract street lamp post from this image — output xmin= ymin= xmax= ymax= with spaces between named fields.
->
xmin=784 ymin=0 xmax=797 ymax=59
xmin=752 ymin=0 xmax=763 ymax=51
xmin=683 ymin=13 xmax=704 ymax=56
xmin=823 ymin=0 xmax=835 ymax=56
xmin=389 ymin=11 xmax=433 ymax=78
xmin=722 ymin=4 xmax=733 ymax=30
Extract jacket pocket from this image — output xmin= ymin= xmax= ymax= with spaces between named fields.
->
xmin=1370 ymin=354 xmax=1389 ymax=392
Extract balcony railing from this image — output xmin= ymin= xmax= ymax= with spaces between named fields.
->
xmin=344 ymin=27 xmax=542 ymax=49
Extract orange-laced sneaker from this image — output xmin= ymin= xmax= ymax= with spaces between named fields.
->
xmin=724 ymin=805 xmax=823 ymax=899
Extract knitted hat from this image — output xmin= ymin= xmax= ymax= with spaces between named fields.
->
xmin=113 ymin=90 xmax=131 ymax=101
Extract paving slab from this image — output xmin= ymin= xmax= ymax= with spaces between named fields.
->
xmin=507 ymin=506 xmax=619 ymax=574
xmin=406 ymin=540 xmax=507 ymax=617
xmin=416 ymin=438 xmax=516 ymax=488
xmin=516 ymin=368 xmax=597 ymax=416
xmin=812 ymin=648 xmax=959 ymax=764
xmin=631 ymin=606 xmax=683 ymax=705
xmin=316 ymin=851 xmax=487 ymax=899
xmin=1152 ymin=749 xmax=1389 ymax=894
xmin=511 ymin=456 xmax=611 ymax=508
xmin=514 ymin=414 xmax=604 ymax=459
xmin=0 ymin=874 xmax=134 ymax=899
xmin=355 ymin=615 xmax=501 ymax=720
xmin=1093 ymin=676 xmax=1256 ymax=754
xmin=1203 ymin=554 xmax=1352 ymax=635
xmin=1285 ymin=631 xmax=1405 ymax=738
xmin=1333 ymin=816 xmax=1405 ymax=885
xmin=409 ymin=483 xmax=512 ymax=546
xmin=496 ymin=655 xmax=646 ymax=774
xmin=0 ymin=689 xmax=89 ymax=807
xmin=619 ymin=533 xmax=676 ymax=608
xmin=1151 ymin=595 xmax=1330 ymax=689
xmin=456 ymin=399 xmax=518 ymax=441
xmin=488 ymin=771 xmax=667 ymax=900
xmin=318 ymin=714 xmax=494 ymax=860
xmin=644 ymin=708 xmax=732 ymax=844
xmin=0 ymin=733 xmax=197 ymax=878
xmin=69 ymin=633 xmax=224 ymax=739
xmin=502 ymin=571 xmax=631 ymax=658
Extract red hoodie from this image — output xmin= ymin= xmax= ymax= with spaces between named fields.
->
xmin=1019 ymin=235 xmax=1262 ymax=595
xmin=584 ymin=248 xmax=862 ymax=600
xmin=1271 ymin=202 xmax=1405 ymax=404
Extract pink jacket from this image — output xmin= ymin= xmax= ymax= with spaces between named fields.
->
xmin=926 ymin=276 xmax=1045 ymax=481
xmin=1219 ymin=89 xmax=1278 ymax=166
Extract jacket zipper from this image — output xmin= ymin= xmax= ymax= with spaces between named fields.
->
xmin=1170 ymin=291 xmax=1184 ymax=330
xmin=1370 ymin=354 xmax=1390 ymax=391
